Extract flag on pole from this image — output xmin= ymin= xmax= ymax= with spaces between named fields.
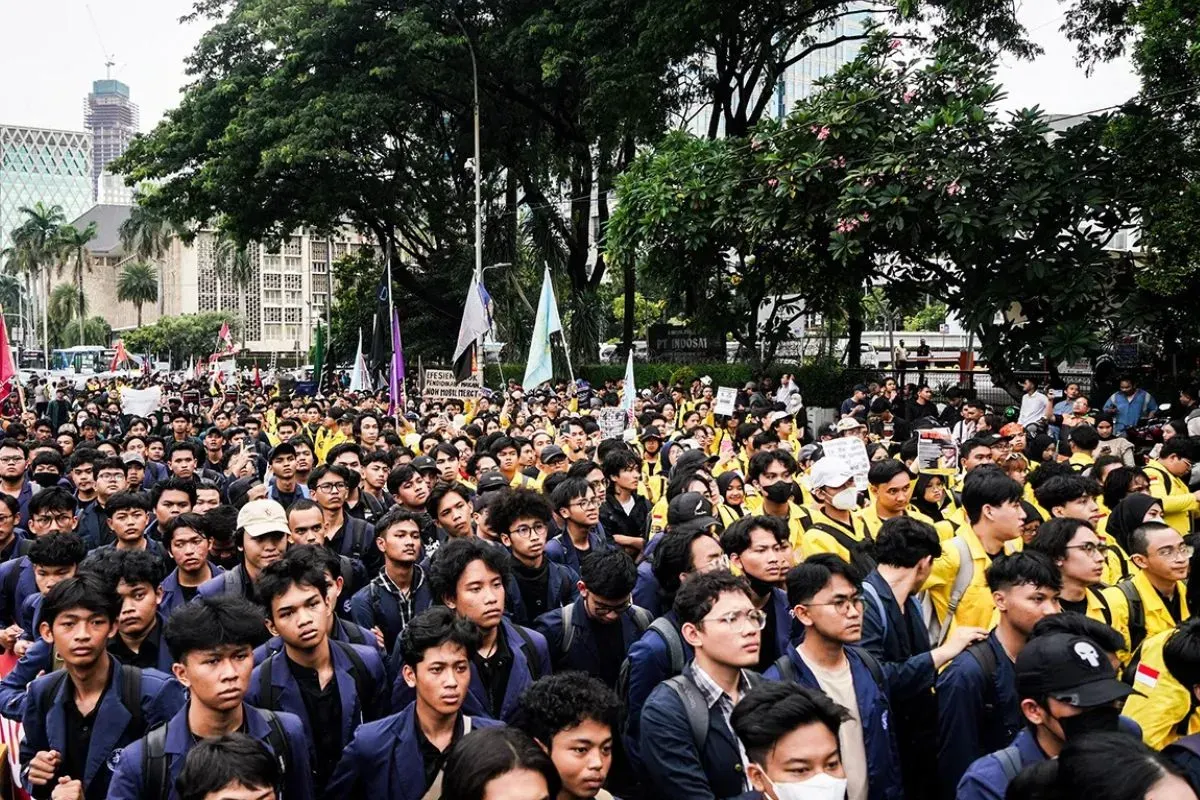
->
xmin=313 ymin=324 xmax=326 ymax=393
xmin=622 ymin=349 xmax=636 ymax=415
xmin=0 ymin=306 xmax=18 ymax=409
xmin=216 ymin=322 xmax=236 ymax=356
xmin=253 ymin=363 xmax=263 ymax=389
xmin=522 ymin=266 xmax=564 ymax=390
xmin=452 ymin=276 xmax=491 ymax=384
xmin=389 ymin=310 xmax=406 ymax=415
xmin=109 ymin=340 xmax=131 ymax=371
xmin=349 ymin=330 xmax=368 ymax=392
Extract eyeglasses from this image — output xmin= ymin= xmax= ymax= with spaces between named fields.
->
xmin=509 ymin=522 xmax=548 ymax=539
xmin=571 ymin=498 xmax=601 ymax=510
xmin=1154 ymin=544 xmax=1194 ymax=561
xmin=32 ymin=513 xmax=75 ymax=527
xmin=587 ymin=479 xmax=606 ymax=492
xmin=806 ymin=594 xmax=865 ymax=615
xmin=1065 ymin=542 xmax=1111 ymax=558
xmin=315 ymin=482 xmax=347 ymax=493
xmin=700 ymin=609 xmax=767 ymax=631
xmin=592 ymin=598 xmax=633 ymax=615
xmin=0 ymin=456 xmax=24 ymax=464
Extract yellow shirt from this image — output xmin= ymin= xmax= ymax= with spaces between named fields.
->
xmin=921 ymin=524 xmax=1023 ymax=637
xmin=801 ymin=508 xmax=872 ymax=564
xmin=1100 ymin=570 xmax=1190 ymax=665
xmin=1146 ymin=461 xmax=1199 ymax=535
xmin=858 ymin=503 xmax=954 ymax=541
xmin=1123 ymin=629 xmax=1200 ymax=750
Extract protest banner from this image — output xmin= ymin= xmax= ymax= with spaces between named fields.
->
xmin=821 ymin=436 xmax=870 ymax=490
xmin=595 ymin=407 xmax=630 ymax=441
xmin=121 ymin=386 xmax=162 ymax=418
xmin=714 ymin=387 xmax=737 ymax=417
xmin=423 ymin=369 xmax=482 ymax=401
xmin=917 ymin=428 xmax=958 ymax=473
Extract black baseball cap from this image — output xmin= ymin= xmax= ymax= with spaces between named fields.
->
xmin=411 ymin=455 xmax=438 ymax=475
xmin=540 ymin=445 xmax=568 ymax=464
xmin=476 ymin=471 xmax=509 ymax=494
xmin=268 ymin=442 xmax=297 ymax=463
xmin=640 ymin=427 xmax=663 ymax=442
xmin=673 ymin=448 xmax=717 ymax=477
xmin=667 ymin=491 xmax=720 ymax=535
xmin=1015 ymin=633 xmax=1133 ymax=708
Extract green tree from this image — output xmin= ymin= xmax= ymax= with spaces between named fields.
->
xmin=6 ymin=202 xmax=66 ymax=362
xmin=56 ymin=223 xmax=98 ymax=346
xmin=213 ymin=235 xmax=255 ymax=340
xmin=123 ymin=312 xmax=237 ymax=366
xmin=116 ymin=262 xmax=159 ymax=327
xmin=904 ymin=302 xmax=948 ymax=332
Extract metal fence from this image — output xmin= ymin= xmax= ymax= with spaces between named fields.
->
xmin=839 ymin=367 xmax=1096 ymax=411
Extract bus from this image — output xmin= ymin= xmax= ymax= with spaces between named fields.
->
xmin=50 ymin=346 xmax=111 ymax=375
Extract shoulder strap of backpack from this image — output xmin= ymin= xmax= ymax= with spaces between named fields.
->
xmin=849 ymin=646 xmax=886 ymax=694
xmin=941 ymin=536 xmax=975 ymax=645
xmin=120 ymin=665 xmax=144 ymax=735
xmin=1089 ymin=586 xmax=1113 ymax=626
xmin=15 ymin=539 xmax=31 ymax=558
xmin=649 ymin=616 xmax=685 ymax=674
xmin=223 ymin=567 xmax=240 ymax=595
xmin=261 ymin=653 xmax=280 ymax=711
xmin=664 ymin=675 xmax=710 ymax=754
xmin=142 ymin=722 xmax=170 ymax=800
xmin=1118 ymin=579 xmax=1146 ymax=652
xmin=331 ymin=640 xmax=371 ymax=722
xmin=629 ymin=605 xmax=653 ymax=632
xmin=861 ymin=580 xmax=888 ymax=640
xmin=511 ymin=624 xmax=541 ymax=680
xmin=561 ymin=603 xmax=575 ymax=655
xmin=994 ymin=745 xmax=1023 ymax=781
xmin=810 ymin=521 xmax=864 ymax=553
xmin=771 ymin=653 xmax=797 ymax=683
xmin=966 ymin=639 xmax=999 ymax=686
xmin=258 ymin=709 xmax=290 ymax=777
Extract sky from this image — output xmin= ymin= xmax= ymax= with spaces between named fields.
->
xmin=0 ymin=0 xmax=1141 ymax=134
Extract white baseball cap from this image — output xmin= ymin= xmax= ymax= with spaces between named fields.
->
xmin=809 ymin=458 xmax=855 ymax=489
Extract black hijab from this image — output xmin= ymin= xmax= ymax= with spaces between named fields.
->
xmin=1107 ymin=493 xmax=1163 ymax=553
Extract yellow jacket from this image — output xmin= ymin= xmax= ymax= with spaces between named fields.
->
xmin=1100 ymin=570 xmax=1189 ymax=664
xmin=801 ymin=508 xmax=872 ymax=564
xmin=921 ymin=524 xmax=1023 ymax=637
xmin=315 ymin=428 xmax=349 ymax=463
xmin=1123 ymin=629 xmax=1200 ymax=750
xmin=1146 ymin=461 xmax=1199 ymax=535
xmin=858 ymin=503 xmax=954 ymax=541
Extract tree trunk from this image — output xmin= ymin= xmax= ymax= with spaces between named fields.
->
xmin=622 ymin=254 xmax=635 ymax=357
xmin=41 ymin=267 xmax=49 ymax=367
xmin=846 ymin=289 xmax=864 ymax=368
xmin=77 ymin=263 xmax=85 ymax=347
xmin=136 ymin=303 xmax=143 ymax=328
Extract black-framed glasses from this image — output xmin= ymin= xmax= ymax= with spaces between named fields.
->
xmin=1065 ymin=542 xmax=1111 ymax=558
xmin=806 ymin=595 xmax=865 ymax=615
xmin=509 ymin=522 xmax=548 ymax=539
xmin=316 ymin=482 xmax=347 ymax=493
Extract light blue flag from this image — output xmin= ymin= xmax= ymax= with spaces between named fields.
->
xmin=523 ymin=266 xmax=563 ymax=389
xmin=622 ymin=349 xmax=636 ymax=413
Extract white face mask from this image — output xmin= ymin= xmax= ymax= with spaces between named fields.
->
xmin=768 ymin=772 xmax=849 ymax=800
xmin=830 ymin=486 xmax=859 ymax=512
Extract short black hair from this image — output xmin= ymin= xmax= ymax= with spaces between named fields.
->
xmin=255 ymin=557 xmax=329 ymax=620
xmin=109 ymin=548 xmax=166 ymax=588
xmin=202 ymin=505 xmax=239 ymax=545
xmin=442 ymin=727 xmax=561 ymax=800
xmin=602 ymin=448 xmax=641 ymax=478
xmin=282 ymin=543 xmax=343 ymax=581
xmin=961 ymin=468 xmax=1023 ymax=524
xmin=651 ymin=530 xmax=715 ymax=599
xmin=673 ymin=569 xmax=751 ymax=626
xmin=1160 ymin=436 xmax=1198 ymax=462
xmin=387 ymin=463 xmax=420 ymax=495
xmin=488 ymin=489 xmax=552 ymax=536
xmin=732 ymin=681 xmax=851 ymax=764
xmin=1028 ymin=517 xmax=1095 ymax=562
xmin=106 ymin=490 xmax=152 ymax=515
xmin=28 ymin=532 xmax=87 ymax=568
xmin=151 ymin=477 xmax=197 ymax=507
xmin=307 ymin=463 xmax=352 ymax=491
xmin=175 ymin=733 xmax=280 ymax=800
xmin=399 ymin=606 xmax=481 ymax=668
xmin=1030 ymin=614 xmax=1124 ymax=656
xmin=786 ymin=554 xmax=862 ymax=606
xmin=1164 ymin=618 xmax=1200 ymax=690
xmin=960 ymin=437 xmax=992 ymax=463
xmin=985 ymin=551 xmax=1062 ymax=593
xmin=164 ymin=595 xmax=269 ymax=662
xmin=1128 ymin=521 xmax=1180 ymax=557
xmin=374 ymin=506 xmax=425 ymax=539
xmin=719 ymin=515 xmax=787 ymax=556
xmin=40 ymin=573 xmax=119 ymax=627
xmin=428 ymin=536 xmax=511 ymax=604
xmin=513 ymin=672 xmax=622 ymax=748
xmin=166 ymin=440 xmax=202 ymax=461
xmin=550 ymin=477 xmax=592 ymax=513
xmin=326 ymin=442 xmax=363 ymax=466
xmin=91 ymin=456 xmax=126 ymax=477
xmin=1034 ymin=475 xmax=1100 ymax=513
xmin=579 ymin=549 xmax=636 ymax=599
xmin=874 ymin=516 xmax=942 ymax=567
xmin=427 ymin=481 xmax=473 ymax=516
xmin=162 ymin=512 xmax=211 ymax=549
xmin=28 ymin=487 xmax=77 ymax=516
xmin=867 ymin=459 xmax=914 ymax=486
xmin=748 ymin=450 xmax=796 ymax=483
xmin=1069 ymin=425 xmax=1100 ymax=452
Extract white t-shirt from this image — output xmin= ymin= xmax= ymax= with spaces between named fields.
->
xmin=807 ymin=656 xmax=869 ymax=800
xmin=1018 ymin=391 xmax=1049 ymax=427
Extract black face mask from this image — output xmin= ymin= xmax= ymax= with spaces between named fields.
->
xmin=744 ymin=572 xmax=779 ymax=599
xmin=762 ymin=481 xmax=794 ymax=505
xmin=31 ymin=473 xmax=61 ymax=488
xmin=1056 ymin=704 xmax=1120 ymax=740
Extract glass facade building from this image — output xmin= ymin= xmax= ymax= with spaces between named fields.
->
xmin=0 ymin=125 xmax=94 ymax=253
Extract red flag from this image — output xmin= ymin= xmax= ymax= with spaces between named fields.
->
xmin=0 ymin=307 xmax=17 ymax=407
xmin=217 ymin=322 xmax=235 ymax=356
xmin=109 ymin=340 xmax=130 ymax=371
xmin=254 ymin=365 xmax=262 ymax=389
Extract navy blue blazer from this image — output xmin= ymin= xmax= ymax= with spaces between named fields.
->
xmin=158 ymin=564 xmax=224 ymax=618
xmin=935 ymin=631 xmax=1022 ymax=799
xmin=107 ymin=703 xmax=314 ymax=800
xmin=545 ymin=528 xmax=610 ymax=576
xmin=348 ymin=569 xmax=434 ymax=655
xmin=765 ymin=645 xmax=904 ymax=800
xmin=253 ymin=617 xmax=380 ymax=665
xmin=389 ymin=617 xmax=551 ymax=722
xmin=19 ymin=657 xmax=186 ymax=800
xmin=859 ymin=570 xmax=937 ymax=701
xmin=638 ymin=664 xmax=749 ymax=799
xmin=0 ymin=556 xmax=37 ymax=627
xmin=632 ymin=558 xmax=662 ymax=618
xmin=324 ymin=703 xmax=502 ymax=800
xmin=533 ymin=596 xmax=648 ymax=682
xmin=506 ymin=559 xmax=580 ymax=626
xmin=246 ymin=639 xmax=389 ymax=750
xmin=622 ymin=610 xmax=694 ymax=768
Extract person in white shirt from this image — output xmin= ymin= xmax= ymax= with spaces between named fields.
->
xmin=1017 ymin=378 xmax=1051 ymax=429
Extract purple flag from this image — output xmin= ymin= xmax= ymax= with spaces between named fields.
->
xmin=389 ymin=310 xmax=406 ymax=415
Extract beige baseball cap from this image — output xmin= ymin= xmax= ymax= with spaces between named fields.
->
xmin=237 ymin=499 xmax=290 ymax=538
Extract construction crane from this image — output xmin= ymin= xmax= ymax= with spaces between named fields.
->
xmin=85 ymin=4 xmax=117 ymax=78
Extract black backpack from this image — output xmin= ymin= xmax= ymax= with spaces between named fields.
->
xmin=142 ymin=708 xmax=289 ymax=800
xmin=256 ymin=640 xmax=371 ymax=721
xmin=511 ymin=624 xmax=544 ymax=680
xmin=663 ymin=671 xmax=765 ymax=752
xmin=808 ymin=522 xmax=877 ymax=576
xmin=616 ymin=616 xmax=687 ymax=705
xmin=771 ymin=646 xmax=886 ymax=695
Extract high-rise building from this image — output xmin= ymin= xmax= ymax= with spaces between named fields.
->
xmin=84 ymin=79 xmax=139 ymax=203
xmin=0 ymin=124 xmax=94 ymax=253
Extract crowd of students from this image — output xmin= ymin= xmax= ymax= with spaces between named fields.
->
xmin=0 ymin=372 xmax=1198 ymax=800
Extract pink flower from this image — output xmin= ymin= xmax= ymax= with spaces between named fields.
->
xmin=832 ymin=156 xmax=847 ymax=168
xmin=889 ymin=39 xmax=902 ymax=51
xmin=836 ymin=218 xmax=860 ymax=233
xmin=860 ymin=212 xmax=871 ymax=222
xmin=816 ymin=126 xmax=831 ymax=141
xmin=903 ymin=90 xmax=916 ymax=103
xmin=946 ymin=180 xmax=962 ymax=196
xmin=767 ymin=177 xmax=779 ymax=188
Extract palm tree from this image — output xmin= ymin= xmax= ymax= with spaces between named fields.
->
xmin=47 ymin=282 xmax=84 ymax=348
xmin=214 ymin=234 xmax=255 ymax=344
xmin=116 ymin=262 xmax=158 ymax=327
xmin=56 ymin=223 xmax=98 ymax=346
xmin=0 ymin=274 xmax=27 ymax=333
xmin=120 ymin=196 xmax=186 ymax=317
xmin=9 ymin=202 xmax=65 ymax=363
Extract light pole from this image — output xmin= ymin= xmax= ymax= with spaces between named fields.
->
xmin=452 ymin=13 xmax=483 ymax=283
xmin=480 ymin=262 xmax=510 ymax=382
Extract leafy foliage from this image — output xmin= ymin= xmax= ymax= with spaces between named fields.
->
xmin=122 ymin=312 xmax=238 ymax=366
xmin=116 ymin=263 xmax=160 ymax=327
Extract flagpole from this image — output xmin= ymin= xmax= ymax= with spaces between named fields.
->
xmin=386 ymin=235 xmax=396 ymax=404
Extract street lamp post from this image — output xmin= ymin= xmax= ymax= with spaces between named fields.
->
xmin=452 ymin=14 xmax=483 ymax=284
